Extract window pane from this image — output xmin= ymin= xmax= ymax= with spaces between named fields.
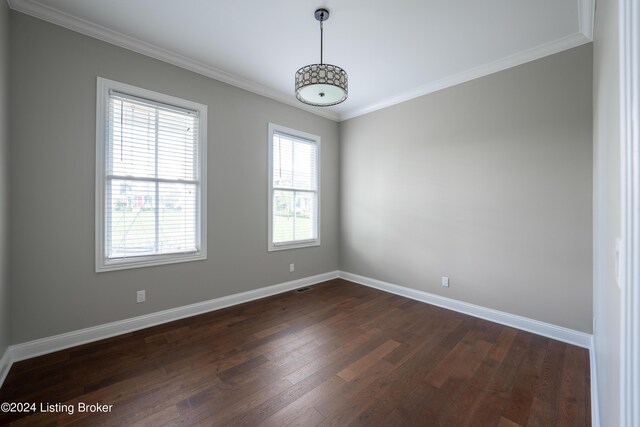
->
xmin=292 ymin=142 xmax=315 ymax=190
xmin=273 ymin=135 xmax=293 ymax=188
xmin=108 ymin=179 xmax=156 ymax=258
xmin=273 ymin=133 xmax=317 ymax=191
xmin=109 ymin=97 xmax=198 ymax=182
xmin=273 ymin=190 xmax=294 ymax=243
xmin=157 ymin=110 xmax=198 ymax=181
xmin=109 ymin=99 xmax=157 ymax=178
xmin=272 ymin=190 xmax=317 ymax=244
xmin=294 ymin=192 xmax=316 ymax=241
xmin=158 ymin=182 xmax=198 ymax=254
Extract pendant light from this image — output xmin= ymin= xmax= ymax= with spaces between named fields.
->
xmin=295 ymin=8 xmax=348 ymax=106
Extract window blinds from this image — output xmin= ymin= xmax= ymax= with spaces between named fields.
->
xmin=105 ymin=91 xmax=200 ymax=259
xmin=272 ymin=131 xmax=318 ymax=244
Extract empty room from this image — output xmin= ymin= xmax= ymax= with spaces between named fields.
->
xmin=0 ymin=0 xmax=638 ymax=425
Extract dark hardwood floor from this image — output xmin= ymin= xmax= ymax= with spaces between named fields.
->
xmin=0 ymin=279 xmax=590 ymax=426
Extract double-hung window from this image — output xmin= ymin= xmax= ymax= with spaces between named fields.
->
xmin=268 ymin=123 xmax=320 ymax=251
xmin=96 ymin=78 xmax=207 ymax=272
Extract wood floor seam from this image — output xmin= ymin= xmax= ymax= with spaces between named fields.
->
xmin=0 ymin=279 xmax=590 ymax=426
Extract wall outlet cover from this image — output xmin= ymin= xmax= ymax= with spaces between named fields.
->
xmin=136 ymin=290 xmax=146 ymax=303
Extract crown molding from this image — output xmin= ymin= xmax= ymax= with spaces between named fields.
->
xmin=578 ymin=0 xmax=595 ymax=40
xmin=340 ymin=32 xmax=591 ymax=121
xmin=6 ymin=0 xmax=341 ymax=122
xmin=8 ymin=0 xmax=593 ymax=123
xmin=341 ymin=0 xmax=593 ymax=120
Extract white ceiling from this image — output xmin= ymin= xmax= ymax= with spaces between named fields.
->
xmin=8 ymin=0 xmax=593 ymax=121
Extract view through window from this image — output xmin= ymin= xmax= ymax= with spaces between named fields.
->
xmin=269 ymin=124 xmax=320 ymax=250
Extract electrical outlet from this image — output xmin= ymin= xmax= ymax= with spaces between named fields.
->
xmin=289 ymin=263 xmax=295 ymax=272
xmin=441 ymin=277 xmax=449 ymax=287
xmin=137 ymin=290 xmax=146 ymax=303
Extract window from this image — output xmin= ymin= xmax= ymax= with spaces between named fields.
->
xmin=96 ymin=78 xmax=207 ymax=272
xmin=268 ymin=123 xmax=320 ymax=251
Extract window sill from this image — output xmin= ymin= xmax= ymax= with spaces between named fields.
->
xmin=268 ymin=240 xmax=320 ymax=252
xmin=96 ymin=252 xmax=206 ymax=273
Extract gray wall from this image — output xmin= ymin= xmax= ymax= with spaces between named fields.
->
xmin=593 ymin=0 xmax=621 ymax=423
xmin=0 ymin=1 xmax=10 ymax=357
xmin=340 ymin=44 xmax=593 ymax=333
xmin=9 ymin=12 xmax=340 ymax=343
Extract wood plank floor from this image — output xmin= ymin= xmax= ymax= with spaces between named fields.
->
xmin=0 ymin=279 xmax=590 ymax=426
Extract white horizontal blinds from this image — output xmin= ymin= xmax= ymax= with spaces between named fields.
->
xmin=106 ymin=91 xmax=200 ymax=259
xmin=272 ymin=131 xmax=318 ymax=244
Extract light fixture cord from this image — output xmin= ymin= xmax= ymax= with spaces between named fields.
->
xmin=320 ymin=19 xmax=323 ymax=65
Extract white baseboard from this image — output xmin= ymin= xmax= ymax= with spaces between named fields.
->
xmin=590 ymin=336 xmax=600 ymax=426
xmin=338 ymin=271 xmax=592 ymax=349
xmin=2 ymin=268 xmax=596 ymax=413
xmin=0 ymin=347 xmax=11 ymax=387
xmin=339 ymin=271 xmax=598 ymax=423
xmin=5 ymin=271 xmax=338 ymax=370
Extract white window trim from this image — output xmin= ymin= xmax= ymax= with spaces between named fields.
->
xmin=95 ymin=77 xmax=207 ymax=272
xmin=620 ymin=0 xmax=640 ymax=424
xmin=267 ymin=123 xmax=321 ymax=251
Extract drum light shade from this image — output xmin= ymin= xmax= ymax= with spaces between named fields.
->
xmin=295 ymin=9 xmax=348 ymax=107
